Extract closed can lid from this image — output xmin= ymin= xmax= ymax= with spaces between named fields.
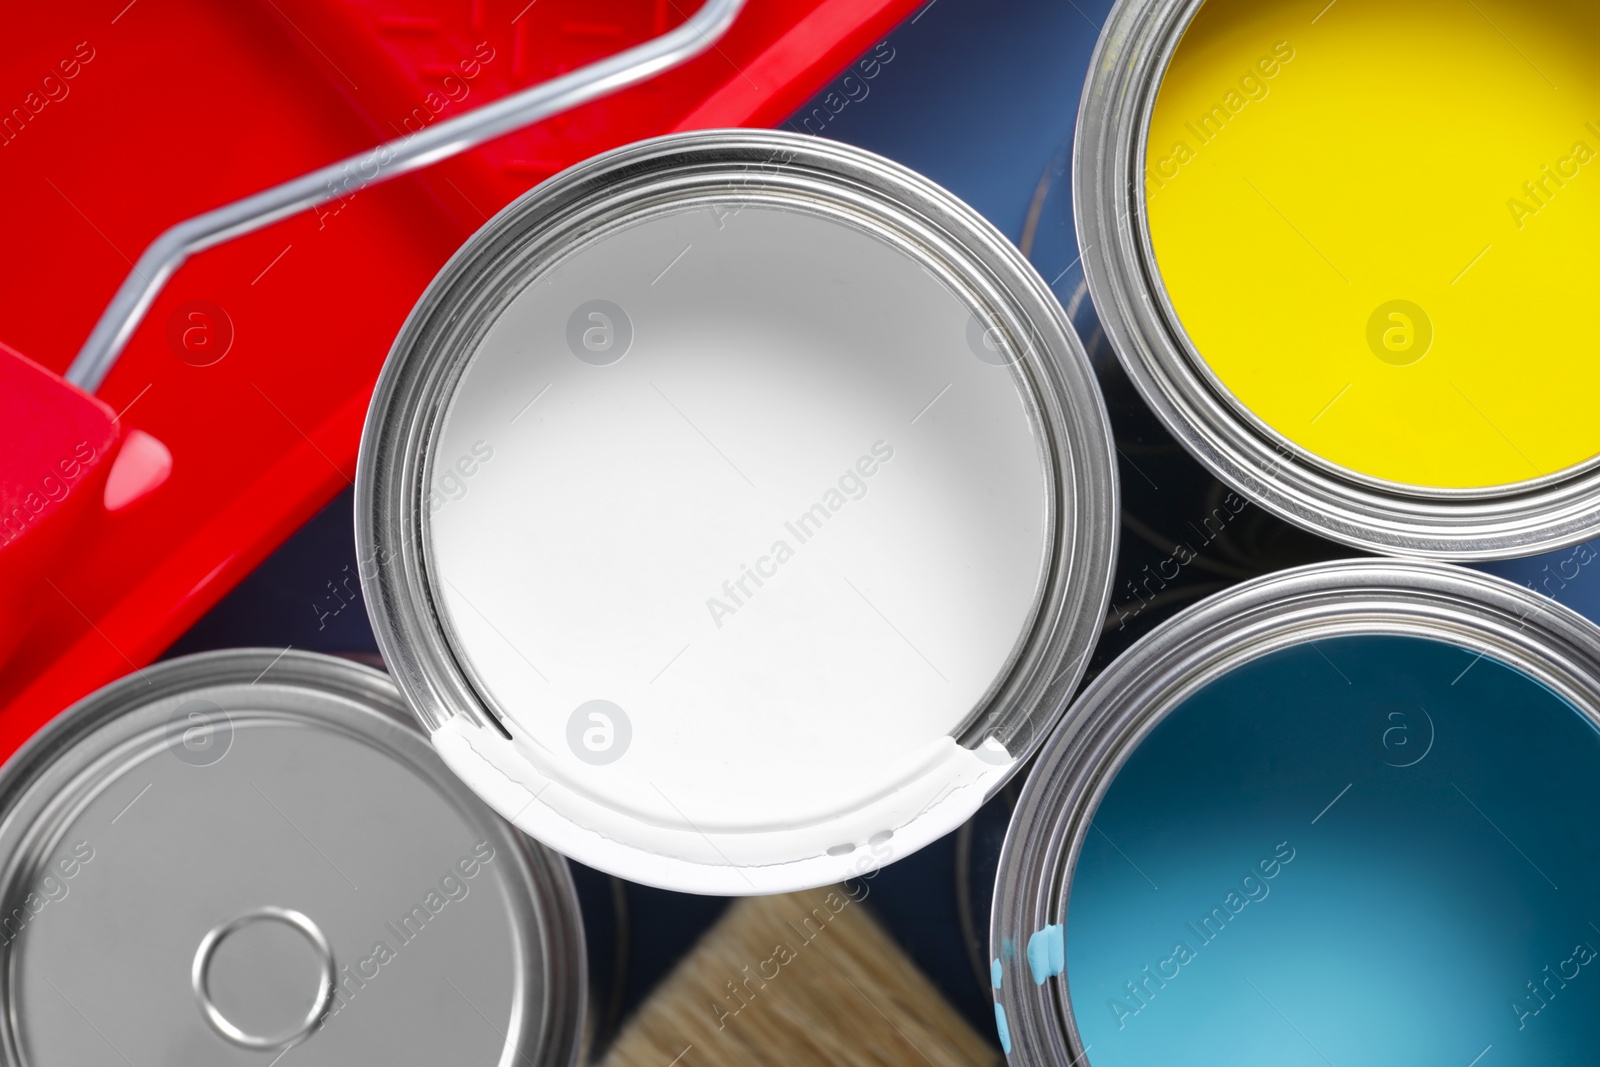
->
xmin=0 ymin=649 xmax=584 ymax=1066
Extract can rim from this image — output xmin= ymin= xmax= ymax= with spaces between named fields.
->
xmin=1073 ymin=0 xmax=1600 ymax=559
xmin=0 ymin=649 xmax=587 ymax=1067
xmin=356 ymin=128 xmax=1120 ymax=893
xmin=988 ymin=558 xmax=1600 ymax=1063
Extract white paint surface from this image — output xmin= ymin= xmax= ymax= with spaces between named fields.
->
xmin=427 ymin=203 xmax=1050 ymax=888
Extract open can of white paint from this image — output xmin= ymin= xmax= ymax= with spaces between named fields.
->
xmin=357 ymin=129 xmax=1119 ymax=894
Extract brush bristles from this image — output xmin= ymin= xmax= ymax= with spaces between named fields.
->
xmin=598 ymin=884 xmax=1002 ymax=1067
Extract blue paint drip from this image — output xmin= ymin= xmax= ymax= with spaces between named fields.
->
xmin=994 ymin=1003 xmax=1012 ymax=1054
xmin=1026 ymin=923 xmax=1065 ymax=984
xmin=991 ymin=956 xmax=1003 ymax=989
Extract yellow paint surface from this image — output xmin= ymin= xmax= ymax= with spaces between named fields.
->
xmin=1145 ymin=0 xmax=1600 ymax=489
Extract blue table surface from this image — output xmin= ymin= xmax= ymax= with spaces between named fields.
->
xmin=164 ymin=0 xmax=1600 ymax=1054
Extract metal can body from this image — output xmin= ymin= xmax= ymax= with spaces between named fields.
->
xmin=357 ymin=129 xmax=1119 ymax=894
xmin=0 ymin=649 xmax=585 ymax=1066
xmin=990 ymin=559 xmax=1600 ymax=1063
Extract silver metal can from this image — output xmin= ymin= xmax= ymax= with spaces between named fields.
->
xmin=357 ymin=129 xmax=1119 ymax=894
xmin=0 ymin=649 xmax=584 ymax=1065
xmin=1074 ymin=0 xmax=1600 ymax=559
xmin=990 ymin=559 xmax=1600 ymax=1063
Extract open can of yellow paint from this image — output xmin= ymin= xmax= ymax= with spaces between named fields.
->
xmin=1076 ymin=0 xmax=1600 ymax=557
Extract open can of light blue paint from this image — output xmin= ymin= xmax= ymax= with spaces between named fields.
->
xmin=989 ymin=559 xmax=1600 ymax=1065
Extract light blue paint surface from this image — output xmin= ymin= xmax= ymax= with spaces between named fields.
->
xmin=1066 ymin=635 xmax=1600 ymax=1066
xmin=994 ymin=1003 xmax=1012 ymax=1054
xmin=991 ymin=957 xmax=1003 ymax=989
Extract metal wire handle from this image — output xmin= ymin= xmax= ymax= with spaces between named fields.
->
xmin=66 ymin=0 xmax=745 ymax=392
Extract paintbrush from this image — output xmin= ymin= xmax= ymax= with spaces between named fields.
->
xmin=597 ymin=884 xmax=1001 ymax=1067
